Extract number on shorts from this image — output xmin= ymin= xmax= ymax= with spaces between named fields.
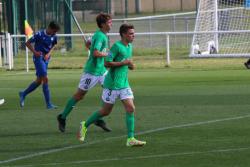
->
xmin=108 ymin=90 xmax=112 ymax=96
xmin=85 ymin=78 xmax=92 ymax=85
xmin=106 ymin=90 xmax=112 ymax=102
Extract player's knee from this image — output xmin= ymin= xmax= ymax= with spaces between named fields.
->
xmin=126 ymin=105 xmax=135 ymax=113
xmin=44 ymin=78 xmax=48 ymax=83
xmin=35 ymin=78 xmax=42 ymax=85
xmin=40 ymin=77 xmax=48 ymax=84
xmin=73 ymin=95 xmax=81 ymax=101
xmin=101 ymin=112 xmax=109 ymax=117
xmin=74 ymin=89 xmax=87 ymax=101
xmin=99 ymin=108 xmax=111 ymax=116
xmin=73 ymin=93 xmax=84 ymax=101
xmin=36 ymin=81 xmax=42 ymax=85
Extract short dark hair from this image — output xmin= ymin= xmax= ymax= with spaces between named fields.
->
xmin=48 ymin=21 xmax=60 ymax=31
xmin=119 ymin=24 xmax=134 ymax=37
xmin=96 ymin=13 xmax=112 ymax=28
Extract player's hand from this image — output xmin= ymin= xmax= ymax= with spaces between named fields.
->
xmin=122 ymin=59 xmax=135 ymax=70
xmin=122 ymin=59 xmax=132 ymax=65
xmin=44 ymin=54 xmax=50 ymax=61
xmin=34 ymin=51 xmax=42 ymax=57
xmin=128 ymin=63 xmax=135 ymax=70
xmin=85 ymin=39 xmax=91 ymax=50
xmin=85 ymin=40 xmax=91 ymax=49
xmin=102 ymin=49 xmax=110 ymax=57
xmin=122 ymin=59 xmax=130 ymax=65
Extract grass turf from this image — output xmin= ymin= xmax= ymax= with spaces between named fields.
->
xmin=0 ymin=68 xmax=250 ymax=167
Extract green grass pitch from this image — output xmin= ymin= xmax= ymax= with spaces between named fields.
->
xmin=0 ymin=68 xmax=250 ymax=167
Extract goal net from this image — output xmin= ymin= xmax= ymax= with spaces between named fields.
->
xmin=191 ymin=0 xmax=250 ymax=57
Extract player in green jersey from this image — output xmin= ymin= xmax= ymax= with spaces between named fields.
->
xmin=78 ymin=23 xmax=146 ymax=147
xmin=57 ymin=13 xmax=112 ymax=133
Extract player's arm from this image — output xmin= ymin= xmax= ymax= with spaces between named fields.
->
xmin=85 ymin=37 xmax=91 ymax=50
xmin=92 ymin=36 xmax=109 ymax=57
xmin=105 ymin=59 xmax=135 ymax=70
xmin=104 ymin=44 xmax=135 ymax=69
xmin=44 ymin=35 xmax=58 ymax=60
xmin=93 ymin=49 xmax=108 ymax=57
xmin=44 ymin=44 xmax=57 ymax=60
xmin=25 ymin=40 xmax=41 ymax=57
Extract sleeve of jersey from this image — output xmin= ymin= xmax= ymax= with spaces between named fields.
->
xmin=28 ymin=31 xmax=39 ymax=43
xmin=52 ymin=36 xmax=58 ymax=46
xmin=92 ymin=36 xmax=103 ymax=51
xmin=106 ymin=43 xmax=118 ymax=62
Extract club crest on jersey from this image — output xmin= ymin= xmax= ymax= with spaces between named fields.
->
xmin=108 ymin=51 xmax=112 ymax=58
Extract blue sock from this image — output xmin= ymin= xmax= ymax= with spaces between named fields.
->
xmin=42 ymin=83 xmax=51 ymax=106
xmin=23 ymin=82 xmax=40 ymax=97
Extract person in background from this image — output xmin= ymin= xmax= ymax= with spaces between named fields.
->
xmin=19 ymin=21 xmax=60 ymax=109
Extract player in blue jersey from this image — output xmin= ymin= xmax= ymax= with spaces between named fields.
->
xmin=19 ymin=21 xmax=60 ymax=109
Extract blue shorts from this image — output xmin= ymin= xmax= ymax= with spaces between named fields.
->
xmin=33 ymin=56 xmax=49 ymax=77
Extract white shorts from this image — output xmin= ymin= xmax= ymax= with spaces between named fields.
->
xmin=78 ymin=72 xmax=107 ymax=91
xmin=102 ymin=88 xmax=134 ymax=104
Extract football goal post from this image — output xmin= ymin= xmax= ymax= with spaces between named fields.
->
xmin=191 ymin=0 xmax=250 ymax=57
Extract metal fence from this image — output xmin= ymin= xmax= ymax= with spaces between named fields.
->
xmin=2 ymin=30 xmax=250 ymax=71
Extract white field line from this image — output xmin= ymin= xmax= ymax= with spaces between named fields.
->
xmin=1 ymin=114 xmax=250 ymax=165
xmin=3 ymin=146 xmax=250 ymax=167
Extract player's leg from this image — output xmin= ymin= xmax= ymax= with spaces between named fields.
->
xmin=61 ymin=89 xmax=87 ymax=119
xmin=57 ymin=73 xmax=110 ymax=132
xmin=62 ymin=73 xmax=95 ymax=118
xmin=78 ymin=102 xmax=114 ymax=142
xmin=121 ymin=89 xmax=146 ymax=147
xmin=41 ymin=76 xmax=57 ymax=109
xmin=94 ymin=73 xmax=112 ymax=132
xmin=39 ymin=61 xmax=57 ymax=109
xmin=86 ymin=102 xmax=113 ymax=127
xmin=19 ymin=78 xmax=41 ymax=107
xmin=78 ymin=88 xmax=116 ymax=141
xmin=19 ymin=57 xmax=43 ymax=107
xmin=123 ymin=99 xmax=135 ymax=139
xmin=57 ymin=88 xmax=87 ymax=132
xmin=57 ymin=73 xmax=92 ymax=132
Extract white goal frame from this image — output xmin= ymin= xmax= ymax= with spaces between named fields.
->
xmin=191 ymin=0 xmax=250 ymax=58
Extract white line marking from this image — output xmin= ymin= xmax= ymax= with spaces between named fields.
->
xmin=1 ymin=114 xmax=250 ymax=165
xmin=3 ymin=146 xmax=250 ymax=167
xmin=137 ymin=114 xmax=250 ymax=135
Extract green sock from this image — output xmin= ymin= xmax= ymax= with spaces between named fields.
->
xmin=85 ymin=110 xmax=102 ymax=127
xmin=61 ymin=97 xmax=77 ymax=119
xmin=126 ymin=112 xmax=135 ymax=138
